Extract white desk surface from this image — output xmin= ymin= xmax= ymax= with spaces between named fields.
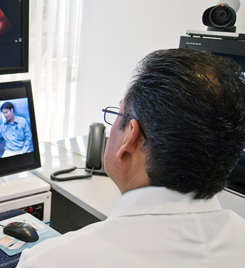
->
xmin=33 ymin=137 xmax=121 ymax=220
xmin=0 ymin=171 xmax=50 ymax=202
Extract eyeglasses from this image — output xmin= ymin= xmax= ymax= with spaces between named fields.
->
xmin=102 ymin=106 xmax=134 ymax=126
xmin=102 ymin=106 xmax=146 ymax=138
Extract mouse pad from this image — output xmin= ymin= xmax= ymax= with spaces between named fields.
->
xmin=0 ymin=213 xmax=61 ymax=256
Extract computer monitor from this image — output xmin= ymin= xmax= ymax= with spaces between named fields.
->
xmin=179 ymin=35 xmax=245 ymax=195
xmin=0 ymin=0 xmax=29 ymax=75
xmin=0 ymin=80 xmax=40 ymax=177
xmin=179 ymin=35 xmax=245 ymax=71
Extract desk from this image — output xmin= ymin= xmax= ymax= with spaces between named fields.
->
xmin=32 ymin=137 xmax=121 ymax=224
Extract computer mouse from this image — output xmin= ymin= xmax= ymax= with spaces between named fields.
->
xmin=3 ymin=222 xmax=39 ymax=242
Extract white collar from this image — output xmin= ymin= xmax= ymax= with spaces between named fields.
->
xmin=108 ymin=186 xmax=222 ymax=219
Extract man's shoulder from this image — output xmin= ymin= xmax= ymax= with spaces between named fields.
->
xmin=14 ymin=115 xmax=27 ymax=125
xmin=15 ymin=115 xmax=26 ymax=121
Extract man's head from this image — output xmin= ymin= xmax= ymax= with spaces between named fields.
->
xmin=1 ymin=102 xmax=15 ymax=123
xmin=113 ymin=48 xmax=245 ymax=199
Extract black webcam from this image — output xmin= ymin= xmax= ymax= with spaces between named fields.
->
xmin=202 ymin=0 xmax=240 ymax=32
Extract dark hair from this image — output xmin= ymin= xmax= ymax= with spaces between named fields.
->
xmin=1 ymin=102 xmax=14 ymax=111
xmin=121 ymin=48 xmax=245 ymax=199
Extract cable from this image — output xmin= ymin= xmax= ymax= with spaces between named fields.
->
xmin=44 ymin=221 xmax=54 ymax=228
xmin=40 ymin=142 xmax=97 ymax=181
xmin=50 ymin=167 xmax=94 ymax=181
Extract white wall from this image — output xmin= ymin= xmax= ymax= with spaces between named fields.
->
xmin=73 ymin=0 xmax=245 ymax=136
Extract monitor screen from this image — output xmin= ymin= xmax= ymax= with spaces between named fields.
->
xmin=179 ymin=35 xmax=245 ymax=196
xmin=0 ymin=80 xmax=40 ymax=177
xmin=0 ymin=0 xmax=29 ymax=74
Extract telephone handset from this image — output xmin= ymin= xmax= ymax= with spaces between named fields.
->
xmin=50 ymin=122 xmax=108 ymax=181
xmin=85 ymin=122 xmax=108 ymax=175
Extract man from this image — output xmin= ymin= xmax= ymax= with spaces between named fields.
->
xmin=0 ymin=102 xmax=32 ymax=157
xmin=16 ymin=49 xmax=245 ymax=267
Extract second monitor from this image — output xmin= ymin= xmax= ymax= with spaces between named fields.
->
xmin=0 ymin=80 xmax=40 ymax=177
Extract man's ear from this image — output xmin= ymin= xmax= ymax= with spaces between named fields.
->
xmin=116 ymin=119 xmax=141 ymax=160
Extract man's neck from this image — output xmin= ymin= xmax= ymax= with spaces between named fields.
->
xmin=7 ymin=116 xmax=15 ymax=124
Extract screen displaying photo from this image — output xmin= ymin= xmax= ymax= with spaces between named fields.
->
xmin=0 ymin=0 xmax=29 ymax=74
xmin=0 ymin=98 xmax=34 ymax=158
xmin=0 ymin=80 xmax=40 ymax=178
xmin=0 ymin=0 xmax=22 ymax=69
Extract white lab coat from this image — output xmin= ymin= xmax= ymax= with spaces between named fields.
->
xmin=16 ymin=187 xmax=245 ymax=268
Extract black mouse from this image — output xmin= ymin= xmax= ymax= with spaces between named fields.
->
xmin=3 ymin=222 xmax=39 ymax=242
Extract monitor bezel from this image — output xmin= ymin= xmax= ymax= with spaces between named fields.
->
xmin=179 ymin=36 xmax=245 ymax=71
xmin=0 ymin=0 xmax=29 ymax=75
xmin=0 ymin=80 xmax=41 ymax=177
